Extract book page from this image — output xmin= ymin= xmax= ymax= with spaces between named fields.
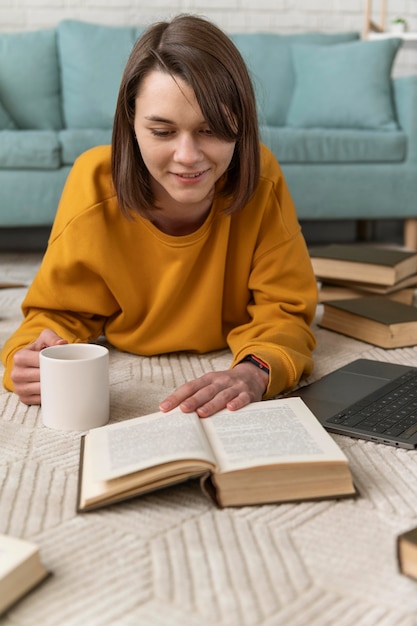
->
xmin=201 ymin=397 xmax=347 ymax=473
xmin=88 ymin=410 xmax=217 ymax=481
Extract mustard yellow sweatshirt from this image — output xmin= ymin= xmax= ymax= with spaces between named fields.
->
xmin=2 ymin=143 xmax=317 ymax=398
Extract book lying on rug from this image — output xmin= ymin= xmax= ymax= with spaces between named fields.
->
xmin=77 ymin=398 xmax=356 ymax=511
xmin=318 ymin=283 xmax=415 ymax=305
xmin=319 ymin=296 xmax=417 ymax=348
xmin=0 ymin=535 xmax=49 ymax=615
xmin=0 ymin=281 xmax=26 ymax=288
xmin=397 ymin=526 xmax=417 ymax=581
xmin=310 ymin=244 xmax=417 ymax=286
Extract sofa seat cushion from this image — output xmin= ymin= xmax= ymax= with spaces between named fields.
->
xmin=59 ymin=129 xmax=112 ymax=164
xmin=0 ymin=29 xmax=63 ymax=130
xmin=231 ymin=31 xmax=359 ymax=127
xmin=0 ymin=131 xmax=61 ymax=168
xmin=261 ymin=127 xmax=407 ymax=163
xmin=58 ymin=21 xmax=143 ymax=129
xmin=0 ymin=167 xmax=71 ymax=226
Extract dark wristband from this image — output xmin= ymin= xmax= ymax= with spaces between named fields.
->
xmin=241 ymin=354 xmax=270 ymax=374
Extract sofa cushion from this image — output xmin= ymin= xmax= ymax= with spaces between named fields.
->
xmin=230 ymin=31 xmax=359 ymax=127
xmin=58 ymin=20 xmax=142 ymax=129
xmin=287 ymin=38 xmax=401 ymax=130
xmin=0 ymin=100 xmax=16 ymax=130
xmin=0 ymin=131 xmax=61 ymax=168
xmin=261 ymin=127 xmax=406 ymax=163
xmin=0 ymin=168 xmax=71 ymax=226
xmin=0 ymin=29 xmax=63 ymax=130
xmin=59 ymin=129 xmax=112 ymax=164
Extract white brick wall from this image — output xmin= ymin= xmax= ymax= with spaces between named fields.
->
xmin=1 ymin=0 xmax=416 ymax=73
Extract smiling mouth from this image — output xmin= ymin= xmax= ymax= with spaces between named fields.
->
xmin=175 ymin=170 xmax=206 ymax=179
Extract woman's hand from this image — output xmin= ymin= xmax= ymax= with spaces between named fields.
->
xmin=159 ymin=362 xmax=269 ymax=418
xmin=11 ymin=330 xmax=68 ymax=405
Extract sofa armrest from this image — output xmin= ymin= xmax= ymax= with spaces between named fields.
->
xmin=393 ymin=75 xmax=417 ymax=162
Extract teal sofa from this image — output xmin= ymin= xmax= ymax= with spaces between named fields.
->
xmin=1 ymin=20 xmax=417 ymax=246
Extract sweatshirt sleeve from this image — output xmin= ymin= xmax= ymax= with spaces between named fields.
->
xmin=1 ymin=234 xmax=117 ymax=391
xmin=228 ymin=149 xmax=318 ymax=398
xmin=1 ymin=148 xmax=118 ymax=392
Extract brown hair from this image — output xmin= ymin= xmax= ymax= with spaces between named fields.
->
xmin=111 ymin=14 xmax=260 ymax=218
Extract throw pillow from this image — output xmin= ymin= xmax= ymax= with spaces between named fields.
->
xmin=0 ymin=100 xmax=16 ymax=129
xmin=231 ymin=31 xmax=359 ymax=127
xmin=0 ymin=29 xmax=63 ymax=130
xmin=58 ymin=20 xmax=141 ymax=129
xmin=287 ymin=38 xmax=402 ymax=130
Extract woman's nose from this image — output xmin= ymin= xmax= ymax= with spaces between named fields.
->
xmin=173 ymin=134 xmax=202 ymax=164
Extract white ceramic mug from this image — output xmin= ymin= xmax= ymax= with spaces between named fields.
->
xmin=39 ymin=343 xmax=110 ymax=431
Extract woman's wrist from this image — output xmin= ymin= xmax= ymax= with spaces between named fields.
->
xmin=240 ymin=354 xmax=270 ymax=374
xmin=237 ymin=354 xmax=270 ymax=395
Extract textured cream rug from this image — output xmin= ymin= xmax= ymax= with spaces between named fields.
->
xmin=2 ymin=252 xmax=417 ymax=626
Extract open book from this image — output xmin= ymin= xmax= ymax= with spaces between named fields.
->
xmin=77 ymin=397 xmax=356 ymax=511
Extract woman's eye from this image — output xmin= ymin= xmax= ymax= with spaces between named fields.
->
xmin=151 ymin=129 xmax=172 ymax=137
xmin=149 ymin=128 xmax=214 ymax=137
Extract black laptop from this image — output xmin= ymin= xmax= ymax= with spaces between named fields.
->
xmin=293 ymin=359 xmax=417 ymax=449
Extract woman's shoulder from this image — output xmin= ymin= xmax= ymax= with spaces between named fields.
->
xmin=73 ymin=145 xmax=112 ymax=179
xmin=62 ymin=145 xmax=115 ymax=207
xmin=49 ymin=145 xmax=118 ymax=239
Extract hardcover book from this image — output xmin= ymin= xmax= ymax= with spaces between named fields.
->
xmin=0 ymin=535 xmax=49 ymax=616
xmin=318 ymin=273 xmax=417 ymax=297
xmin=0 ymin=281 xmax=25 ymax=288
xmin=77 ymin=398 xmax=356 ymax=512
xmin=398 ymin=526 xmax=417 ymax=581
xmin=318 ymin=283 xmax=415 ymax=305
xmin=319 ymin=296 xmax=417 ymax=348
xmin=310 ymin=244 xmax=417 ymax=286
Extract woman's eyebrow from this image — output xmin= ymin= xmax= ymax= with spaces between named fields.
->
xmin=144 ymin=115 xmax=208 ymax=126
xmin=144 ymin=115 xmax=173 ymax=123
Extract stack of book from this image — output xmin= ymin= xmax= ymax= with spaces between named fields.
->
xmin=309 ymin=243 xmax=417 ymax=348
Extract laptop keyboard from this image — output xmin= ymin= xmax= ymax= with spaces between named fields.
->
xmin=326 ymin=370 xmax=417 ymax=440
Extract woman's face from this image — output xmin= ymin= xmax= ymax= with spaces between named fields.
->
xmin=134 ymin=70 xmax=236 ymax=216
